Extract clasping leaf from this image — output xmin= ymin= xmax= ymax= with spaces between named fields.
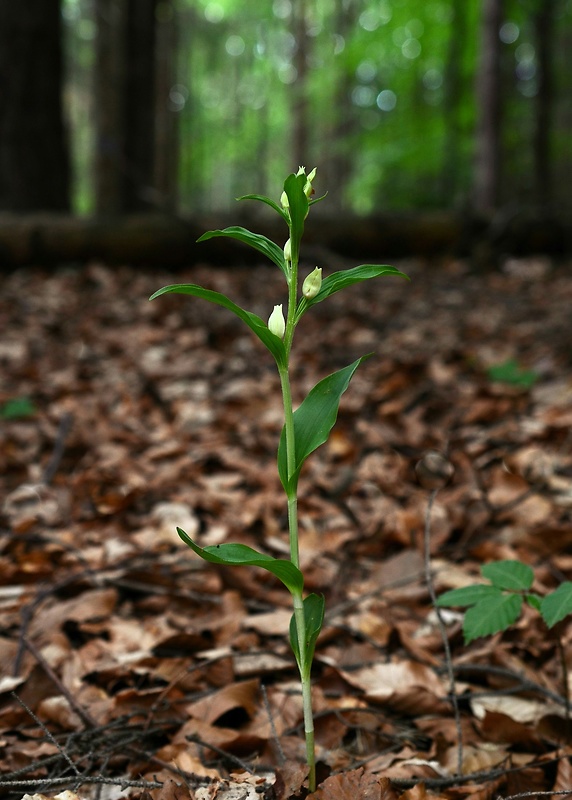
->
xmin=177 ymin=527 xmax=304 ymax=597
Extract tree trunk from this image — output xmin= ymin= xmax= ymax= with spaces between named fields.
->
xmin=533 ymin=0 xmax=555 ymax=209
xmin=94 ymin=0 xmax=158 ymax=214
xmin=154 ymin=0 xmax=179 ymax=213
xmin=123 ymin=0 xmax=158 ymax=211
xmin=442 ymin=0 xmax=469 ymax=204
xmin=0 ymin=0 xmax=70 ymax=212
xmin=94 ymin=0 xmax=128 ymax=215
xmin=473 ymin=0 xmax=503 ymax=214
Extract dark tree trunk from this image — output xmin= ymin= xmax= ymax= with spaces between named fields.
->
xmin=94 ymin=0 xmax=128 ymax=215
xmin=154 ymin=0 xmax=179 ymax=212
xmin=533 ymin=0 xmax=555 ymax=208
xmin=442 ymin=0 xmax=469 ymax=204
xmin=0 ymin=0 xmax=70 ymax=212
xmin=474 ymin=0 xmax=503 ymax=214
xmin=123 ymin=0 xmax=158 ymax=211
xmin=94 ymin=0 xmax=158 ymax=215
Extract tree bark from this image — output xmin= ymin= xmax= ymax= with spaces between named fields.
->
xmin=94 ymin=0 xmax=158 ymax=214
xmin=533 ymin=0 xmax=555 ymax=209
xmin=0 ymin=0 xmax=70 ymax=211
xmin=123 ymin=0 xmax=158 ymax=211
xmin=473 ymin=0 xmax=503 ymax=214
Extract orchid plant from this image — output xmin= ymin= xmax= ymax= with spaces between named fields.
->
xmin=150 ymin=168 xmax=408 ymax=790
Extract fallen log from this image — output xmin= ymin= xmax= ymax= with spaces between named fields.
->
xmin=0 ymin=209 xmax=569 ymax=269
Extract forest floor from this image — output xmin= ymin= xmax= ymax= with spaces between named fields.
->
xmin=2 ymin=253 xmax=572 ymax=800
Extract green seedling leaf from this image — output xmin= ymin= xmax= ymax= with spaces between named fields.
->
xmin=0 ymin=397 xmax=36 ymax=419
xmin=289 ymin=593 xmax=325 ymax=678
xmin=487 ymin=358 xmax=538 ymax=389
xmin=150 ymin=283 xmax=286 ymax=368
xmin=197 ymin=226 xmax=288 ymax=278
xmin=237 ymin=193 xmax=289 ymax=223
xmin=482 ymin=560 xmax=534 ymax=591
xmin=284 ymin=172 xmax=308 ymax=265
xmin=436 ymin=583 xmax=501 ymax=608
xmin=176 ymin=527 xmax=304 ymax=596
xmin=295 ymin=264 xmax=409 ymax=323
xmin=277 ymin=355 xmax=370 ymax=493
xmin=463 ymin=593 xmax=523 ymax=644
xmin=540 ymin=582 xmax=572 ymax=628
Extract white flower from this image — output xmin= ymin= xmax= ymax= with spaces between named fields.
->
xmin=268 ymin=304 xmax=285 ymax=339
xmin=284 ymin=238 xmax=292 ymax=263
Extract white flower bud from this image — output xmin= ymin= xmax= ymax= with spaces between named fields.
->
xmin=280 ymin=190 xmax=289 ymax=209
xmin=302 ymin=267 xmax=322 ymax=299
xmin=284 ymin=238 xmax=292 ymax=263
xmin=268 ymin=304 xmax=285 ymax=339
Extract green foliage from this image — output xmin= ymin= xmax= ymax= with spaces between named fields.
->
xmin=277 ymin=355 xmax=371 ymax=494
xmin=152 ymin=168 xmax=408 ymax=789
xmin=295 ymin=264 xmax=409 ymax=323
xmin=149 ymin=282 xmax=287 ymax=368
xmin=176 ymin=528 xmax=304 ymax=596
xmin=290 ymin=594 xmax=326 ymax=680
xmin=438 ymin=559 xmax=572 ymax=644
xmin=540 ymin=582 xmax=572 ymax=627
xmin=0 ymin=397 xmax=36 ymax=419
xmin=487 ymin=358 xmax=539 ymax=389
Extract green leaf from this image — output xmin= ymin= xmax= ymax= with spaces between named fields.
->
xmin=481 ymin=560 xmax=534 ymax=591
xmin=487 ymin=358 xmax=538 ymax=389
xmin=176 ymin=528 xmax=304 ymax=596
xmin=463 ymin=594 xmax=523 ymax=644
xmin=526 ymin=593 xmax=543 ymax=611
xmin=277 ymin=356 xmax=370 ymax=493
xmin=149 ymin=283 xmax=286 ymax=368
xmin=197 ymin=226 xmax=288 ymax=277
xmin=0 ymin=397 xmax=36 ymax=419
xmin=283 ymin=173 xmax=308 ymax=265
xmin=540 ymin=582 xmax=572 ymax=628
xmin=295 ymin=264 xmax=409 ymax=323
xmin=237 ymin=193 xmax=289 ymax=223
xmin=436 ymin=584 xmax=501 ymax=608
xmin=289 ymin=593 xmax=325 ymax=678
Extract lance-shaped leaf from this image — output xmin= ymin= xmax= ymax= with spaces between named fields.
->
xmin=237 ymin=193 xmax=289 ymax=224
xmin=283 ymin=173 xmax=308 ymax=266
xmin=177 ymin=528 xmax=304 ymax=597
xmin=277 ymin=355 xmax=370 ymax=493
xmin=150 ymin=283 xmax=286 ymax=368
xmin=540 ymin=582 xmax=572 ymax=628
xmin=197 ymin=226 xmax=288 ymax=278
xmin=295 ymin=264 xmax=409 ymax=323
xmin=289 ymin=593 xmax=325 ymax=679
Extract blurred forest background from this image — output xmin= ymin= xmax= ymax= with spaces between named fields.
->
xmin=0 ymin=0 xmax=571 ymax=224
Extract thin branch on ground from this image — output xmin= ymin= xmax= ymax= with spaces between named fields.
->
xmin=423 ymin=487 xmax=463 ymax=776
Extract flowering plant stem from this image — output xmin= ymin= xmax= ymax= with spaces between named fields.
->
xmin=150 ymin=168 xmax=408 ymax=791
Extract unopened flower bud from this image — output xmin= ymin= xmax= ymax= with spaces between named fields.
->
xmin=302 ymin=267 xmax=322 ymax=299
xmin=303 ymin=167 xmax=317 ymax=198
xmin=284 ymin=238 xmax=292 ymax=263
xmin=280 ymin=190 xmax=289 ymax=209
xmin=268 ymin=304 xmax=285 ymax=339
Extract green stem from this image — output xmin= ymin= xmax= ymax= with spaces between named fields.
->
xmin=279 ymin=249 xmax=316 ymax=789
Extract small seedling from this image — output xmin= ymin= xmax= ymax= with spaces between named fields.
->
xmin=487 ymin=358 xmax=538 ymax=389
xmin=150 ymin=168 xmax=408 ymax=789
xmin=437 ymin=559 xmax=572 ymax=643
